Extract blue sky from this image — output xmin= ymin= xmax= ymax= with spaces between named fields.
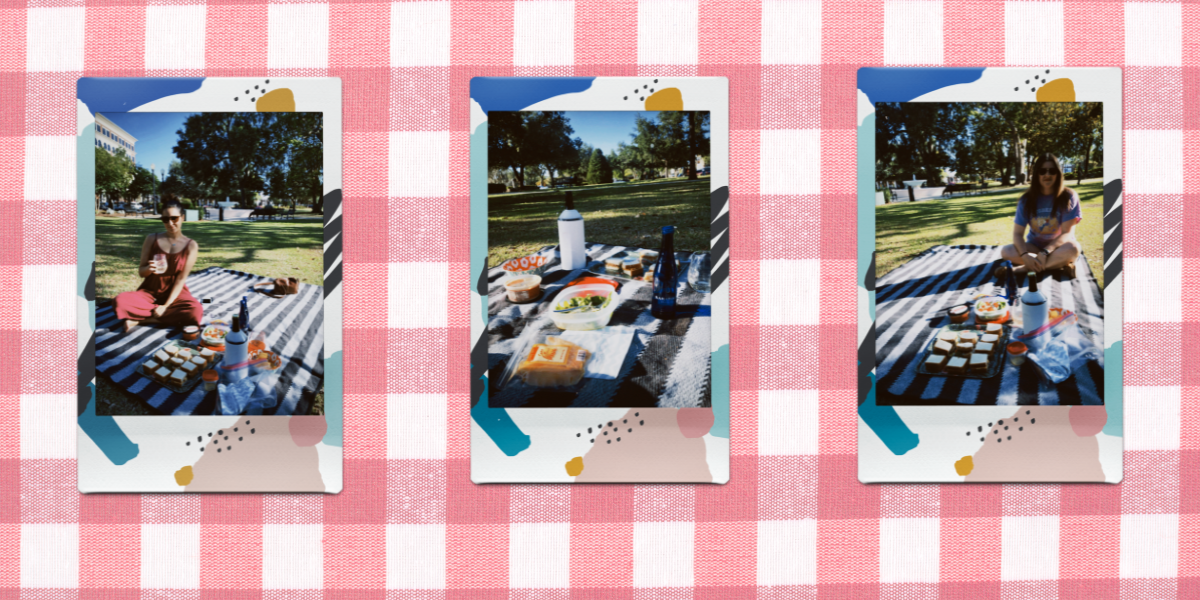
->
xmin=98 ymin=112 xmax=197 ymax=176
xmin=562 ymin=111 xmax=655 ymax=156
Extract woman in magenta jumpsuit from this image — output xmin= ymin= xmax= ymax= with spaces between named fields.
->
xmin=113 ymin=200 xmax=204 ymax=333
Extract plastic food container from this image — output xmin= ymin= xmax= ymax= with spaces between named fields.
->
xmin=548 ymin=284 xmax=618 ymax=331
xmin=505 ymin=275 xmax=542 ymax=304
xmin=500 ymin=254 xmax=548 ymax=280
xmin=1007 ymin=342 xmax=1028 ymax=366
xmin=974 ymin=296 xmax=1009 ymax=321
xmin=202 ymin=370 xmax=219 ymax=391
xmin=182 ymin=325 xmax=200 ymax=341
xmin=948 ymin=305 xmax=970 ymax=324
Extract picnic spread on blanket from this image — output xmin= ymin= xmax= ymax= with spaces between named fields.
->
xmin=875 ymin=245 xmax=1104 ymax=406
xmin=96 ymin=267 xmax=325 ymax=416
xmin=488 ymin=242 xmax=712 ymax=408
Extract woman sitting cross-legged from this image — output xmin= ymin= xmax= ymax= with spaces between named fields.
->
xmin=997 ymin=153 xmax=1082 ymax=280
xmin=112 ymin=199 xmax=204 ymax=333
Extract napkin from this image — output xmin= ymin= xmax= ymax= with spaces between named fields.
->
xmin=218 ymin=371 xmax=279 ymax=415
xmin=558 ymin=327 xmax=635 ymax=380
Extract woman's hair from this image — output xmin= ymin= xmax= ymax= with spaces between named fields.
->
xmin=1022 ymin=153 xmax=1072 ymax=225
xmin=161 ymin=199 xmax=184 ymax=216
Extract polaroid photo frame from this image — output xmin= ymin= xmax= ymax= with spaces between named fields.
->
xmin=857 ymin=68 xmax=1122 ymax=483
xmin=77 ymin=78 xmax=343 ymax=493
xmin=470 ymin=77 xmax=730 ymax=483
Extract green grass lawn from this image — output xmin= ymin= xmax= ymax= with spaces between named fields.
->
xmin=489 ymin=177 xmax=711 ymax=265
xmin=95 ymin=217 xmax=325 ymax=416
xmin=875 ymin=178 xmax=1105 ymax=288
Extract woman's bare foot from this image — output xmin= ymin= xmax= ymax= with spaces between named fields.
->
xmin=123 ymin=319 xmax=139 ymax=333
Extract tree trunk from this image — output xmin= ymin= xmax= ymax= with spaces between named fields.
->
xmin=1078 ymin=133 xmax=1092 ymax=185
xmin=687 ymin=112 xmax=699 ymax=180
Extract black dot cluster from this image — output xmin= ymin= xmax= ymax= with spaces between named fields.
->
xmin=580 ymin=412 xmax=642 ymax=444
xmin=1014 ymin=70 xmax=1050 ymax=92
xmin=190 ymin=421 xmax=254 ymax=452
xmin=968 ymin=411 xmax=1036 ymax=443
xmin=235 ymin=80 xmax=270 ymax=103
xmin=626 ymin=80 xmax=659 ymax=101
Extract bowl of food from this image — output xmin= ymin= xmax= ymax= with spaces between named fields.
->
xmin=201 ymin=324 xmax=229 ymax=347
xmin=549 ymin=284 xmax=618 ymax=331
xmin=974 ymin=296 xmax=1009 ymax=322
xmin=182 ymin=325 xmax=200 ymax=341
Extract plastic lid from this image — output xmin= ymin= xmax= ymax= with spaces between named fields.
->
xmin=202 ymin=369 xmax=219 ymax=381
xmin=662 ymin=225 xmax=675 ymax=234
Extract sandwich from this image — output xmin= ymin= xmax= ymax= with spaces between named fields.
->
xmin=937 ymin=330 xmax=958 ymax=344
xmin=986 ymin=323 xmax=1002 ymax=334
xmin=141 ymin=359 xmax=159 ymax=374
xmin=955 ymin=342 xmax=974 ymax=356
xmin=924 ymin=353 xmax=948 ymax=373
xmin=190 ymin=356 xmax=208 ymax=369
xmin=932 ymin=340 xmax=954 ymax=356
xmin=980 ymin=334 xmax=1000 ymax=345
xmin=946 ymin=356 xmax=968 ymax=375
xmin=975 ymin=341 xmax=995 ymax=356
xmin=969 ymin=353 xmax=989 ymax=373
xmin=167 ymin=369 xmax=187 ymax=387
xmin=168 ymin=356 xmax=185 ymax=369
xmin=605 ymin=257 xmax=624 ymax=273
xmin=177 ymin=348 xmax=193 ymax=362
xmin=154 ymin=366 xmax=172 ymax=383
xmin=180 ymin=361 xmax=199 ymax=376
xmin=958 ymin=331 xmax=978 ymax=344
xmin=153 ymin=350 xmax=171 ymax=365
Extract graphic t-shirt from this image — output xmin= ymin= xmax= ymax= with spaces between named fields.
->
xmin=1014 ymin=190 xmax=1082 ymax=248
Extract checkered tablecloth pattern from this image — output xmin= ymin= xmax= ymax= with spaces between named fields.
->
xmin=4 ymin=1 xmax=1192 ymax=597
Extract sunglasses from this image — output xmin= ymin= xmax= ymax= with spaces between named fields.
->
xmin=160 ymin=215 xmax=182 ymax=223
xmin=1037 ymin=168 xmax=1060 ymax=176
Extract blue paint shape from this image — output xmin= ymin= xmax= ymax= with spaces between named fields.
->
xmin=709 ymin=344 xmax=730 ymax=439
xmin=858 ymin=373 xmax=920 ymax=455
xmin=321 ymin=351 xmax=343 ymax=447
xmin=471 ymin=390 xmax=531 ymax=456
xmin=78 ymin=78 xmax=205 ymax=116
xmin=78 ymin=382 xmax=140 ymax=465
xmin=1102 ymin=341 xmax=1123 ymax=437
xmin=470 ymin=77 xmax=596 ymax=113
xmin=858 ymin=68 xmax=985 ymax=104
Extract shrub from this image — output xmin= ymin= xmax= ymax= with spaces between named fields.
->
xmin=488 ymin=183 xmax=507 ymax=194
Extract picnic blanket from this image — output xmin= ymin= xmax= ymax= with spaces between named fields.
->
xmin=875 ymin=245 xmax=1104 ymax=406
xmin=488 ymin=243 xmax=711 ymax=408
xmin=94 ymin=267 xmax=325 ymax=416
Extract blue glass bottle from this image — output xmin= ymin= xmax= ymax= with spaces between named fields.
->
xmin=1001 ymin=260 xmax=1018 ymax=307
xmin=240 ymin=295 xmax=251 ymax=331
xmin=651 ymin=226 xmax=678 ymax=319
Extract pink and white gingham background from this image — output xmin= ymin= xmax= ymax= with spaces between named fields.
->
xmin=2 ymin=0 xmax=1192 ymax=597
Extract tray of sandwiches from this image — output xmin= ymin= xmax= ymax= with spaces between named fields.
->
xmin=916 ymin=322 xmax=1011 ymax=379
xmin=136 ymin=339 xmax=224 ymax=394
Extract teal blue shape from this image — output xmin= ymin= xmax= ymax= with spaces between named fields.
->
xmin=321 ymin=350 xmax=343 ymax=446
xmin=471 ymin=120 xmax=491 ymax=324
xmin=858 ymin=374 xmax=920 ymax=455
xmin=1102 ymin=341 xmax=1122 ymax=437
xmin=78 ymin=382 xmax=140 ymax=465
xmin=709 ymin=344 xmax=729 ymax=439
xmin=857 ymin=112 xmax=876 ymax=292
xmin=471 ymin=389 xmax=531 ymax=456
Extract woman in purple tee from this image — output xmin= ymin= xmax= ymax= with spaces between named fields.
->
xmin=998 ymin=153 xmax=1082 ymax=279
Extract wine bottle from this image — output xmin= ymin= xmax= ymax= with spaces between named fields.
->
xmin=225 ymin=315 xmax=249 ymax=382
xmin=651 ymin=226 xmax=678 ymax=319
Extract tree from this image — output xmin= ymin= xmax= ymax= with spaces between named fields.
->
xmin=94 ymin=148 xmax=133 ymax=208
xmin=585 ymin=149 xmax=613 ymax=185
xmin=126 ymin=165 xmax=158 ymax=204
xmin=487 ymin=111 xmax=578 ymax=189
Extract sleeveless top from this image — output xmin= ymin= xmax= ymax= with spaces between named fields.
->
xmin=138 ymin=232 xmax=193 ymax=301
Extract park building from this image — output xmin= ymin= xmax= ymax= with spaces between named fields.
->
xmin=94 ymin=114 xmax=137 ymax=160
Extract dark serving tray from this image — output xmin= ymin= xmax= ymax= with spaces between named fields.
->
xmin=915 ymin=323 xmax=1012 ymax=379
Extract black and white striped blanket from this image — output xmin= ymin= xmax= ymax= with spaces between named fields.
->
xmin=488 ymin=243 xmax=711 ymax=408
xmin=875 ymin=245 xmax=1104 ymax=406
xmin=95 ymin=267 xmax=325 ymax=416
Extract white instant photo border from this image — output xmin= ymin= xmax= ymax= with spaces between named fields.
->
xmin=857 ymin=68 xmax=1122 ymax=483
xmin=77 ymin=78 xmax=343 ymax=492
xmin=470 ymin=77 xmax=730 ymax=483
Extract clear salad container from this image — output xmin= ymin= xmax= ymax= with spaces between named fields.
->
xmin=548 ymin=284 xmax=618 ymax=331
